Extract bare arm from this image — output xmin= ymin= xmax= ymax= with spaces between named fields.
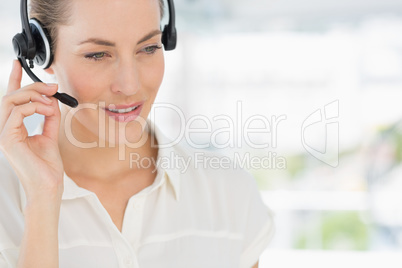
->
xmin=252 ymin=261 xmax=259 ymax=268
xmin=17 ymin=197 xmax=62 ymax=268
xmin=0 ymin=61 xmax=64 ymax=268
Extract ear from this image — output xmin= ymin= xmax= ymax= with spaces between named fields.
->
xmin=44 ymin=66 xmax=55 ymax=75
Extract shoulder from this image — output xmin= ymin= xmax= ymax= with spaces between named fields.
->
xmin=154 ymin=125 xmax=265 ymax=210
xmin=171 ymin=142 xmax=273 ymax=233
xmin=185 ymin=143 xmax=255 ymax=182
xmin=172 ymin=141 xmax=261 ymax=204
xmin=160 ymin=139 xmax=274 ymax=264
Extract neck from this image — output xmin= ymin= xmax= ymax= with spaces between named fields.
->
xmin=58 ymin=111 xmax=158 ymax=186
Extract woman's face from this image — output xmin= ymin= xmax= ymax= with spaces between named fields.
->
xmin=51 ymin=0 xmax=165 ymax=145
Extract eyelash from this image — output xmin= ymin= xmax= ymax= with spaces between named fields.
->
xmin=84 ymin=45 xmax=162 ymax=62
xmin=85 ymin=52 xmax=107 ymax=61
xmin=143 ymin=45 xmax=162 ymax=54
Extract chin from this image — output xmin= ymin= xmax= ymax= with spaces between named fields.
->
xmin=102 ymin=117 xmax=149 ymax=148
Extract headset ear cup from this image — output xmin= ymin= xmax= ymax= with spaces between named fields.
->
xmin=29 ymin=19 xmax=53 ymax=69
xmin=12 ymin=33 xmax=29 ymax=58
xmin=162 ymin=24 xmax=177 ymax=51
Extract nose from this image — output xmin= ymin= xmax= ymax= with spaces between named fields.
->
xmin=110 ymin=59 xmax=140 ymax=95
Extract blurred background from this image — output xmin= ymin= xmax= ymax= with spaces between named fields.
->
xmin=1 ymin=0 xmax=402 ymax=267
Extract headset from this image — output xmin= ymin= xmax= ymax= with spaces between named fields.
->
xmin=12 ymin=0 xmax=177 ymax=108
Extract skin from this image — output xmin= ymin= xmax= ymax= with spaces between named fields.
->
xmin=1 ymin=0 xmax=259 ymax=266
xmin=0 ymin=2 xmax=164 ymax=264
xmin=52 ymin=0 xmax=164 ymax=179
xmin=49 ymin=0 xmax=165 ymax=232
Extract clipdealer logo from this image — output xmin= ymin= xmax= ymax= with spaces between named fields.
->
xmin=301 ymin=100 xmax=339 ymax=167
xmin=62 ymin=100 xmax=340 ymax=168
xmin=129 ymin=151 xmax=287 ymax=174
xmin=63 ymin=101 xmax=288 ymax=169
xmin=150 ymin=101 xmax=287 ymax=150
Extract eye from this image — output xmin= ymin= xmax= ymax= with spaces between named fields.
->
xmin=85 ymin=52 xmax=108 ymax=61
xmin=141 ymin=45 xmax=162 ymax=55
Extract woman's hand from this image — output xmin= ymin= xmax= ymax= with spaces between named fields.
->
xmin=0 ymin=60 xmax=64 ymax=205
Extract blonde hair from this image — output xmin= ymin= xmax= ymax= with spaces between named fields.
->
xmin=30 ymin=0 xmax=165 ymax=54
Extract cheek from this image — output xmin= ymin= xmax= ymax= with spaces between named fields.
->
xmin=139 ymin=56 xmax=165 ymax=116
xmin=59 ymin=64 xmax=106 ymax=104
xmin=57 ymin=54 xmax=165 ymax=143
xmin=144 ymin=53 xmax=165 ymax=86
xmin=56 ymin=62 xmax=109 ymax=139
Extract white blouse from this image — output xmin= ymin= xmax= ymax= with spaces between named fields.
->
xmin=0 ymin=120 xmax=274 ymax=268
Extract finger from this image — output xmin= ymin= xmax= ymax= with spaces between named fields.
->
xmin=1 ymin=83 xmax=57 ymax=110
xmin=10 ymin=82 xmax=59 ymax=100
xmin=20 ymin=82 xmax=59 ymax=96
xmin=2 ymin=89 xmax=54 ymax=108
xmin=7 ymin=60 xmax=22 ymax=93
xmin=0 ymin=85 xmax=57 ymax=131
xmin=42 ymin=97 xmax=61 ymax=140
xmin=3 ymin=102 xmax=55 ymax=134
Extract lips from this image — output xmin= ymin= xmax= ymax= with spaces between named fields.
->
xmin=108 ymin=105 xmax=140 ymax=114
xmin=103 ymin=101 xmax=144 ymax=122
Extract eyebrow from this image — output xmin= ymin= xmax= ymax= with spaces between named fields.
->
xmin=137 ymin=29 xmax=162 ymax=44
xmin=78 ymin=29 xmax=163 ymax=46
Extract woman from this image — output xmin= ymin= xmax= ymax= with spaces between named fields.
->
xmin=0 ymin=0 xmax=274 ymax=267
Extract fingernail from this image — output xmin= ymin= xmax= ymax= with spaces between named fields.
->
xmin=42 ymin=95 xmax=53 ymax=103
xmin=46 ymin=83 xmax=58 ymax=88
xmin=12 ymin=60 xmax=18 ymax=70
